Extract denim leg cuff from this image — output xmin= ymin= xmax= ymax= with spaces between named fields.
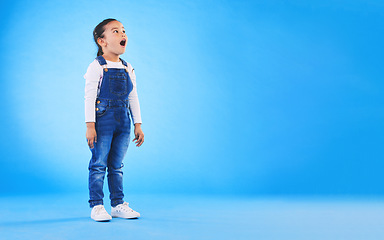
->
xmin=111 ymin=199 xmax=124 ymax=207
xmin=89 ymin=200 xmax=104 ymax=208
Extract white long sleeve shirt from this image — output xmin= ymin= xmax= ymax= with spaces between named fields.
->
xmin=84 ymin=59 xmax=142 ymax=124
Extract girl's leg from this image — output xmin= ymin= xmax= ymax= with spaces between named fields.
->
xmin=88 ymin=120 xmax=114 ymax=208
xmin=107 ymin=110 xmax=131 ymax=207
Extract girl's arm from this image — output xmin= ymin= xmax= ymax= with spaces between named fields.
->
xmin=128 ymin=67 xmax=142 ymax=124
xmin=86 ymin=122 xmax=97 ymax=149
xmin=84 ymin=60 xmax=103 ymax=123
xmin=128 ymin=66 xmax=144 ymax=147
xmin=133 ymin=123 xmax=144 ymax=147
xmin=84 ymin=60 xmax=102 ymax=148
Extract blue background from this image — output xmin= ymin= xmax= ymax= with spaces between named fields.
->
xmin=1 ymin=0 xmax=383 ymax=197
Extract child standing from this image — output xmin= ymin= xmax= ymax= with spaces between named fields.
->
xmin=84 ymin=18 xmax=144 ymax=222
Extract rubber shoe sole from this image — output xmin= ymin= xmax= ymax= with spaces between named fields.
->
xmin=91 ymin=214 xmax=112 ymax=222
xmin=111 ymin=211 xmax=139 ymax=219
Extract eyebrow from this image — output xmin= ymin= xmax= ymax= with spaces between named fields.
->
xmin=111 ymin=27 xmax=125 ymax=30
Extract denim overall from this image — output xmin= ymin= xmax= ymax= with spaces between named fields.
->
xmin=88 ymin=55 xmax=133 ymax=208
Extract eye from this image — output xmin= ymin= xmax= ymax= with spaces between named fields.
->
xmin=113 ymin=30 xmax=118 ymax=33
xmin=122 ymin=30 xmax=125 ymax=33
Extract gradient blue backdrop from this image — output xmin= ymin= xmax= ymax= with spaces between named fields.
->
xmin=1 ymin=0 xmax=383 ymax=197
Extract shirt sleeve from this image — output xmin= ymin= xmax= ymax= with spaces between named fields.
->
xmin=127 ymin=64 xmax=142 ymax=124
xmin=84 ymin=60 xmax=102 ymax=123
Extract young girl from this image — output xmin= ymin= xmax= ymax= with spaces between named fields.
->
xmin=84 ymin=18 xmax=144 ymax=222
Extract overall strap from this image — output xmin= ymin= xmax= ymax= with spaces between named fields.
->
xmin=96 ymin=55 xmax=108 ymax=72
xmin=119 ymin=57 xmax=129 ymax=72
xmin=119 ymin=57 xmax=128 ymax=67
xmin=96 ymin=55 xmax=107 ymax=65
xmin=95 ymin=56 xmax=107 ymax=98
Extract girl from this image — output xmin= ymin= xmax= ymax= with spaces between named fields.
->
xmin=84 ymin=18 xmax=144 ymax=222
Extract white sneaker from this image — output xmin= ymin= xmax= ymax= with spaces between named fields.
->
xmin=111 ymin=202 xmax=140 ymax=219
xmin=91 ymin=205 xmax=112 ymax=222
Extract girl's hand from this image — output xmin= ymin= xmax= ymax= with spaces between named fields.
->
xmin=86 ymin=122 xmax=97 ymax=149
xmin=133 ymin=123 xmax=144 ymax=147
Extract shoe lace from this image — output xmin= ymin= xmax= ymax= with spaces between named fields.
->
xmin=120 ymin=202 xmax=134 ymax=212
xmin=94 ymin=205 xmax=106 ymax=214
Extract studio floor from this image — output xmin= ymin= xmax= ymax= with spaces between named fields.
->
xmin=0 ymin=193 xmax=383 ymax=240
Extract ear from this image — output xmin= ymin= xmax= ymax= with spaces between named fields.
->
xmin=97 ymin=37 xmax=106 ymax=47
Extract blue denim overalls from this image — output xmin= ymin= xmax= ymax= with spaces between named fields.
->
xmin=88 ymin=55 xmax=133 ymax=208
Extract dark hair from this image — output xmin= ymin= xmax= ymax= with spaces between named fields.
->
xmin=93 ymin=18 xmax=119 ymax=56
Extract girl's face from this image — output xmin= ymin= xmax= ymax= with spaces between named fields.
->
xmin=98 ymin=21 xmax=127 ymax=57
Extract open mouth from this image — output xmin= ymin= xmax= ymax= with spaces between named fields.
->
xmin=120 ymin=39 xmax=126 ymax=47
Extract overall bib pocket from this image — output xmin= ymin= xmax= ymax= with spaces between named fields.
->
xmin=109 ymin=73 xmax=127 ymax=96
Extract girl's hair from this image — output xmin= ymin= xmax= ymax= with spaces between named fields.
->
xmin=93 ymin=18 xmax=119 ymax=56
